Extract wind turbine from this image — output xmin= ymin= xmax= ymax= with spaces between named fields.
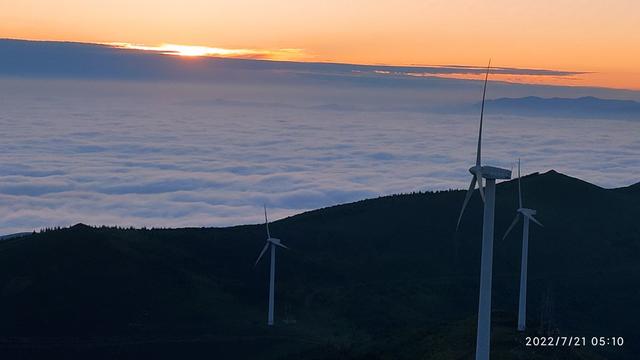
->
xmin=502 ymin=159 xmax=543 ymax=332
xmin=456 ymin=61 xmax=511 ymax=360
xmin=255 ymin=206 xmax=289 ymax=326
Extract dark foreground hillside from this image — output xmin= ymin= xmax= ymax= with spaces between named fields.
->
xmin=0 ymin=170 xmax=638 ymax=359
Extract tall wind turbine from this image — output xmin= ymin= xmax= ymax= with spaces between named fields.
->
xmin=255 ymin=206 xmax=289 ymax=326
xmin=456 ymin=61 xmax=511 ymax=360
xmin=502 ymin=159 xmax=543 ymax=332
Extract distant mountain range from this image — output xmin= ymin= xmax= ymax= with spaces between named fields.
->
xmin=0 ymin=170 xmax=638 ymax=359
xmin=485 ymin=96 xmax=640 ymax=119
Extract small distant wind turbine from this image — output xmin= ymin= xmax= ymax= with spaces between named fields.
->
xmin=456 ymin=60 xmax=511 ymax=360
xmin=255 ymin=206 xmax=289 ymax=326
xmin=502 ymin=159 xmax=543 ymax=332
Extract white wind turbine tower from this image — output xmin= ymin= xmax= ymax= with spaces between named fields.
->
xmin=456 ymin=61 xmax=511 ymax=360
xmin=502 ymin=159 xmax=543 ymax=332
xmin=254 ymin=206 xmax=289 ymax=326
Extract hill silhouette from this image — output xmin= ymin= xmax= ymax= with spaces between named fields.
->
xmin=0 ymin=170 xmax=637 ymax=359
xmin=485 ymin=96 xmax=640 ymax=120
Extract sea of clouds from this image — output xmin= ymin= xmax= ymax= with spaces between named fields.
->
xmin=0 ymin=78 xmax=638 ymax=234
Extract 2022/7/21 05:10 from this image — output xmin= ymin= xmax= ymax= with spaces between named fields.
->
xmin=525 ymin=336 xmax=624 ymax=347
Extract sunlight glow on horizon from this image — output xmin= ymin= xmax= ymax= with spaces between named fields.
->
xmin=107 ymin=42 xmax=308 ymax=61
xmin=102 ymin=41 xmax=637 ymax=90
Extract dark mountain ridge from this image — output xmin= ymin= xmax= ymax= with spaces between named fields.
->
xmin=484 ymin=96 xmax=640 ymax=119
xmin=0 ymin=170 xmax=638 ymax=359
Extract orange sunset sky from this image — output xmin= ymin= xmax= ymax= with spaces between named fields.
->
xmin=1 ymin=0 xmax=639 ymax=90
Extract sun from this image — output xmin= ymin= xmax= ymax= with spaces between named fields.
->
xmin=107 ymin=42 xmax=306 ymax=61
xmin=108 ymin=42 xmax=250 ymax=57
xmin=160 ymin=44 xmax=214 ymax=57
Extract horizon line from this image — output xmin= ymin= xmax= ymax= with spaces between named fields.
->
xmin=4 ymin=37 xmax=639 ymax=92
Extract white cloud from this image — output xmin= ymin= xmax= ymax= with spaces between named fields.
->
xmin=0 ymin=79 xmax=638 ymax=234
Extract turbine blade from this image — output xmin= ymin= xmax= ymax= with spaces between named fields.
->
xmin=456 ymin=176 xmax=477 ymax=231
xmin=475 ymin=170 xmax=485 ymax=202
xmin=526 ymin=214 xmax=544 ymax=227
xmin=273 ymin=241 xmax=290 ymax=250
xmin=518 ymin=158 xmax=523 ymax=208
xmin=254 ymin=242 xmax=270 ymax=266
xmin=502 ymin=214 xmax=520 ymax=240
xmin=264 ymin=205 xmax=271 ymax=238
xmin=476 ymin=60 xmax=491 ymax=167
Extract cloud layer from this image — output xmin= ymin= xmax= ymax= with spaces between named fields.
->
xmin=1 ymin=78 xmax=638 ymax=234
xmin=5 ymin=39 xmax=640 ymax=98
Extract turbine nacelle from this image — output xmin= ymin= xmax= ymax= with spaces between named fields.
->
xmin=457 ymin=164 xmax=512 ymax=230
xmin=469 ymin=165 xmax=511 ymax=180
xmin=267 ymin=237 xmax=289 ymax=249
xmin=517 ymin=208 xmax=537 ymax=216
xmin=503 ymin=209 xmax=543 ymax=241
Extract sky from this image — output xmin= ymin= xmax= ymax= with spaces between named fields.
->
xmin=1 ymin=0 xmax=639 ymax=89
